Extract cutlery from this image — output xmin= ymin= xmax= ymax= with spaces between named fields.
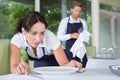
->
xmin=30 ymin=71 xmax=45 ymax=80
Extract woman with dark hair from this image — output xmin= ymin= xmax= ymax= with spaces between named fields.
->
xmin=10 ymin=11 xmax=82 ymax=75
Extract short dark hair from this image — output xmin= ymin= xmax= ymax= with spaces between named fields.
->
xmin=71 ymin=1 xmax=83 ymax=10
xmin=15 ymin=11 xmax=47 ymax=33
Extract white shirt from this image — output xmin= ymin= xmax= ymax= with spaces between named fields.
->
xmin=11 ymin=30 xmax=60 ymax=59
xmin=57 ymin=16 xmax=88 ymax=41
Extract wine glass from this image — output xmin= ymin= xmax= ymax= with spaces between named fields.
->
xmin=107 ymin=47 xmax=113 ymax=58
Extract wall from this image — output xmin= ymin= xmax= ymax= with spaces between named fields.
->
xmin=100 ymin=16 xmax=120 ymax=58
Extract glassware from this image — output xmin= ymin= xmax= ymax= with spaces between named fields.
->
xmin=107 ymin=48 xmax=113 ymax=58
xmin=100 ymin=48 xmax=107 ymax=58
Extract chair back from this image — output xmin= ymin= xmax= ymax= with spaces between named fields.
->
xmin=0 ymin=39 xmax=10 ymax=75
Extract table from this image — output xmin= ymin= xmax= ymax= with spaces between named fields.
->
xmin=86 ymin=58 xmax=120 ymax=68
xmin=0 ymin=68 xmax=120 ymax=80
xmin=1 ymin=58 xmax=120 ymax=80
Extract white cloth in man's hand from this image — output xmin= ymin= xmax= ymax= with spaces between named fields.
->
xmin=70 ymin=30 xmax=91 ymax=62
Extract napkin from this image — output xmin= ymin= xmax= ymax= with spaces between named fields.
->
xmin=70 ymin=30 xmax=91 ymax=62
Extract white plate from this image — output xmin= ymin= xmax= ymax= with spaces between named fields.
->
xmin=32 ymin=66 xmax=78 ymax=75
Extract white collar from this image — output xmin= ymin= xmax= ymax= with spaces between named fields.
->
xmin=23 ymin=34 xmax=29 ymax=48
xmin=70 ymin=16 xmax=80 ymax=22
xmin=23 ymin=33 xmax=47 ymax=49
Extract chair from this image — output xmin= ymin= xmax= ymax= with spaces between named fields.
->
xmin=0 ymin=39 xmax=10 ymax=75
xmin=0 ymin=39 xmax=34 ymax=75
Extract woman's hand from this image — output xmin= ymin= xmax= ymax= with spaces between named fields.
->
xmin=16 ymin=61 xmax=30 ymax=75
xmin=65 ymin=60 xmax=82 ymax=70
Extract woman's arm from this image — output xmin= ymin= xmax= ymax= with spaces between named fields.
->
xmin=10 ymin=44 xmax=30 ymax=75
xmin=53 ymin=45 xmax=82 ymax=70
xmin=53 ymin=45 xmax=69 ymax=66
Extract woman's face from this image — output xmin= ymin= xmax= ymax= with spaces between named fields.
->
xmin=22 ymin=22 xmax=46 ymax=48
xmin=71 ymin=6 xmax=82 ymax=19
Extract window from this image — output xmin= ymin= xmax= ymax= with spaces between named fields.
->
xmin=0 ymin=0 xmax=34 ymax=39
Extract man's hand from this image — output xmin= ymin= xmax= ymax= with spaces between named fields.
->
xmin=70 ymin=33 xmax=79 ymax=39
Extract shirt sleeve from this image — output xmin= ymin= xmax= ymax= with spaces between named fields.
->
xmin=57 ymin=18 xmax=71 ymax=41
xmin=80 ymin=18 xmax=88 ymax=30
xmin=11 ymin=33 xmax=25 ymax=48
xmin=45 ymin=30 xmax=61 ymax=50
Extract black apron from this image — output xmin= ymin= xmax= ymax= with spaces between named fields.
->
xmin=25 ymin=47 xmax=59 ymax=68
xmin=65 ymin=17 xmax=88 ymax=68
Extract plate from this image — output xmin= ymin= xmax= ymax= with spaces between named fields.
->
xmin=32 ymin=66 xmax=78 ymax=75
xmin=109 ymin=65 xmax=120 ymax=76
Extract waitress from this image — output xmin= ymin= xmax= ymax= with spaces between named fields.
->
xmin=57 ymin=1 xmax=88 ymax=68
xmin=10 ymin=11 xmax=82 ymax=75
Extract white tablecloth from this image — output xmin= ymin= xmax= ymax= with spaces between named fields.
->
xmin=0 ymin=68 xmax=120 ymax=80
xmin=45 ymin=68 xmax=120 ymax=80
xmin=1 ymin=58 xmax=120 ymax=80
xmin=86 ymin=58 xmax=120 ymax=68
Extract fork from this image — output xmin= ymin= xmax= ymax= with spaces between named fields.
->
xmin=30 ymin=71 xmax=45 ymax=80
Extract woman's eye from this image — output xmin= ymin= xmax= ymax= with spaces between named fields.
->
xmin=41 ymin=32 xmax=45 ymax=35
xmin=31 ymin=32 xmax=36 ymax=35
xmin=29 ymin=31 xmax=45 ymax=36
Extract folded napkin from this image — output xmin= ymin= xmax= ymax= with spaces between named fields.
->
xmin=70 ymin=30 xmax=91 ymax=62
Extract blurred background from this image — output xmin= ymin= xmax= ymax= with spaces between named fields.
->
xmin=0 ymin=0 xmax=120 ymax=60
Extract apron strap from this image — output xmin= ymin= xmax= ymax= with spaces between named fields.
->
xmin=25 ymin=47 xmax=46 ymax=61
xmin=68 ymin=17 xmax=70 ymax=23
xmin=42 ymin=47 xmax=45 ymax=56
